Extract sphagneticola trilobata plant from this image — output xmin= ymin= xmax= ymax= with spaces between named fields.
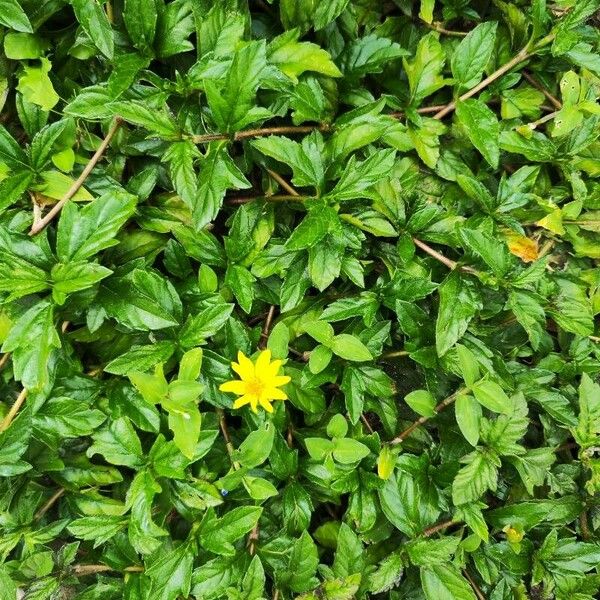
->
xmin=0 ymin=0 xmax=600 ymax=598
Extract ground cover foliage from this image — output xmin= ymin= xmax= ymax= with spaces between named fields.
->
xmin=0 ymin=0 xmax=600 ymax=598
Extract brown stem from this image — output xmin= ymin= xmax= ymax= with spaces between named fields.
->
xmin=0 ymin=388 xmax=28 ymax=433
xmin=29 ymin=118 xmax=122 ymax=236
xmin=226 ymin=194 xmax=307 ymax=205
xmin=434 ymin=34 xmax=556 ymax=120
xmin=522 ymin=71 xmax=562 ymax=109
xmin=192 ymin=124 xmax=330 ymax=144
xmin=35 ymin=488 xmax=65 ymax=520
xmin=425 ymin=21 xmax=467 ymax=37
xmin=412 ymin=238 xmax=457 ymax=269
xmin=266 ymin=169 xmax=299 ymax=197
xmin=260 ymin=306 xmax=276 ymax=350
xmin=434 ymin=47 xmax=531 ymax=120
xmin=422 ymin=519 xmax=457 ymax=537
xmin=525 ymin=110 xmax=559 ymax=131
xmin=217 ymin=408 xmax=240 ymax=470
xmin=381 ymin=350 xmax=409 ymax=359
xmin=391 ymin=391 xmax=460 ymax=445
xmin=72 ymin=564 xmax=143 ymax=576
xmin=413 ymin=238 xmax=479 ymax=274
xmin=0 ymin=353 xmax=10 ymax=370
xmin=463 ymin=569 xmax=486 ymax=600
xmin=248 ymin=523 xmax=260 ymax=555
xmin=580 ymin=511 xmax=591 ymax=541
xmin=361 ymin=414 xmax=375 ymax=434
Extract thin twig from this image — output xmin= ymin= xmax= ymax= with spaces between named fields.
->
xmin=361 ymin=414 xmax=375 ymax=434
xmin=226 ymin=194 xmax=308 ymax=205
xmin=522 ymin=71 xmax=562 ymax=109
xmin=413 ymin=238 xmax=479 ymax=274
xmin=0 ymin=389 xmax=28 ymax=433
xmin=35 ymin=488 xmax=66 ymax=520
xmin=524 ymin=110 xmax=559 ymax=131
xmin=29 ymin=118 xmax=122 ymax=236
xmin=381 ymin=350 xmax=409 ymax=359
xmin=217 ymin=408 xmax=240 ymax=470
xmin=391 ymin=391 xmax=461 ymax=445
xmin=463 ymin=569 xmax=486 ymax=600
xmin=580 ymin=511 xmax=591 ymax=541
xmin=266 ymin=169 xmax=299 ymax=197
xmin=260 ymin=306 xmax=276 ymax=350
xmin=425 ymin=21 xmax=467 ymax=37
xmin=433 ymin=35 xmax=555 ymax=120
xmin=248 ymin=524 xmax=260 ymax=555
xmin=72 ymin=564 xmax=143 ymax=576
xmin=422 ymin=519 xmax=457 ymax=537
xmin=191 ymin=124 xmax=330 ymax=144
xmin=0 ymin=353 xmax=10 ymax=370
xmin=434 ymin=47 xmax=531 ymax=119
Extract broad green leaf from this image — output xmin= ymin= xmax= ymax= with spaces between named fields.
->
xmin=268 ymin=30 xmax=341 ymax=82
xmin=421 ymin=564 xmax=477 ymax=600
xmin=71 ymin=0 xmax=114 ymax=59
xmin=451 ymin=22 xmax=497 ymax=90
xmin=0 ymin=0 xmax=32 ymax=32
xmin=455 ymin=99 xmax=499 ymax=168
xmin=403 ymin=33 xmax=446 ymax=105
xmin=435 ymin=271 xmax=481 ymax=356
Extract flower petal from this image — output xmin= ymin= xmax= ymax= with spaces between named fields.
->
xmin=219 ymin=380 xmax=247 ymax=395
xmin=258 ymin=397 xmax=274 ymax=413
xmin=232 ymin=351 xmax=254 ymax=380
xmin=271 ymin=375 xmax=291 ymax=387
xmin=263 ymin=387 xmax=288 ymax=401
xmin=255 ymin=349 xmax=272 ymax=373
xmin=233 ymin=394 xmax=253 ymax=409
xmin=264 ymin=359 xmax=283 ymax=377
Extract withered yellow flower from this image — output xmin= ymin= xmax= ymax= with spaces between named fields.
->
xmin=219 ymin=349 xmax=291 ymax=413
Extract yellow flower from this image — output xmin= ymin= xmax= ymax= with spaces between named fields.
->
xmin=219 ymin=349 xmax=291 ymax=413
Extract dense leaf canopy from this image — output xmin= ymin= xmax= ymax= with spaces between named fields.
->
xmin=0 ymin=0 xmax=600 ymax=599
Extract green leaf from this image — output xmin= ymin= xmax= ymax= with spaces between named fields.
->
xmin=163 ymin=140 xmax=199 ymax=208
xmin=471 ymin=379 xmax=513 ymax=414
xmin=283 ymin=531 xmax=319 ymax=592
xmin=205 ymin=41 xmax=268 ymax=132
xmin=68 ymin=516 xmax=128 ymax=547
xmin=194 ymin=142 xmax=251 ymax=228
xmin=0 ymin=0 xmax=32 ymax=32
xmin=573 ymin=373 xmax=600 ymax=449
xmin=123 ymin=0 xmax=157 ymax=50
xmin=268 ymin=30 xmax=341 ymax=82
xmin=421 ymin=564 xmax=477 ymax=600
xmin=111 ymin=100 xmax=179 ymax=138
xmin=4 ymin=32 xmax=47 ymax=59
xmin=199 ymin=507 xmax=262 ymax=555
xmin=455 ymin=99 xmax=499 ymax=168
xmin=71 ymin=0 xmax=114 ymax=59
xmin=146 ymin=543 xmax=194 ymax=600
xmin=51 ymin=261 xmax=112 ymax=304
xmin=179 ymin=303 xmax=234 ymax=348
xmin=403 ymin=32 xmax=446 ymax=105
xmin=252 ymin=135 xmax=324 ymax=190
xmin=286 ymin=205 xmax=338 ymax=250
xmin=452 ymin=448 xmax=500 ymax=505
xmin=331 ymin=334 xmax=373 ymax=362
xmin=435 ymin=271 xmax=481 ymax=356
xmin=87 ymin=417 xmax=145 ymax=468
xmin=455 ymin=394 xmax=481 ymax=446
xmin=451 ymin=22 xmax=497 ymax=90
xmin=17 ymin=58 xmax=59 ymax=111
xmin=404 ymin=389 xmax=436 ymax=417
xmin=325 ymin=149 xmax=396 ymax=202
xmin=339 ymin=34 xmax=408 ymax=78
xmin=332 ymin=437 xmax=370 ymax=464
xmin=235 ymin=422 xmax=276 ymax=468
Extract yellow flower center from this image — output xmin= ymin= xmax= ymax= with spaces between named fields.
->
xmin=246 ymin=377 xmax=265 ymax=398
